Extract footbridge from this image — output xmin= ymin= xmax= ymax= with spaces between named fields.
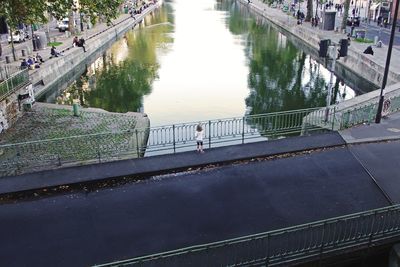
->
xmin=1 ymin=104 xmax=400 ymax=266
xmin=1 ymin=128 xmax=400 ymax=266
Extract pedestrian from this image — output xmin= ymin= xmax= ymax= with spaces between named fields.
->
xmin=20 ymin=59 xmax=28 ymax=69
xmin=36 ymin=53 xmax=44 ymax=63
xmin=195 ymin=124 xmax=205 ymax=153
xmin=50 ymin=46 xmax=62 ymax=57
xmin=363 ymin=46 xmax=374 ymax=55
xmin=78 ymin=37 xmax=86 ymax=52
xmin=72 ymin=36 xmax=79 ymax=47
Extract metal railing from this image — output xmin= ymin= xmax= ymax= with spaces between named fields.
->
xmin=1 ymin=95 xmax=400 ymax=176
xmin=144 ymin=107 xmax=334 ymax=155
xmin=0 ymin=130 xmax=145 ymax=177
xmin=339 ymin=93 xmax=400 ymax=129
xmin=0 ymin=107 xmax=333 ymax=176
xmin=93 ymin=204 xmax=400 ymax=267
xmin=0 ymin=65 xmax=22 ymax=81
xmin=0 ymin=68 xmax=30 ymax=101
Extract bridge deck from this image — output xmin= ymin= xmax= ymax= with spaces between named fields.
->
xmin=0 ymin=133 xmax=395 ymax=267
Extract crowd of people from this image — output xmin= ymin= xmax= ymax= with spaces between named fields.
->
xmin=127 ymin=0 xmax=159 ymax=17
xmin=20 ymin=54 xmax=44 ymax=70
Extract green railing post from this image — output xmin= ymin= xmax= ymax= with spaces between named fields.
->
xmin=172 ymin=125 xmax=176 ymax=153
xmin=208 ymin=120 xmax=211 ymax=148
xmin=368 ymin=210 xmax=378 ymax=247
xmin=265 ymin=233 xmax=270 ymax=265
xmin=242 ymin=117 xmax=245 ymax=144
xmin=319 ymin=222 xmax=327 ymax=258
xmin=331 ymin=106 xmax=336 ymax=130
xmin=135 ymin=129 xmax=140 ymax=157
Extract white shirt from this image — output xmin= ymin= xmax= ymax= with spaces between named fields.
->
xmin=195 ymin=130 xmax=204 ymax=141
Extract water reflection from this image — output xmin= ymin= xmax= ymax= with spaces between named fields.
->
xmin=55 ymin=0 xmax=358 ymax=128
xmin=57 ymin=4 xmax=174 ymax=113
xmin=219 ymin=1 xmax=354 ymax=117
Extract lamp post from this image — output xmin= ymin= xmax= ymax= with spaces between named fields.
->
xmin=375 ymin=0 xmax=399 ymax=123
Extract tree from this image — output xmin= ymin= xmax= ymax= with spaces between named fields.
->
xmin=0 ymin=0 xmax=123 ymax=60
xmin=341 ymin=0 xmax=351 ymax=30
xmin=306 ymin=0 xmax=313 ymax=21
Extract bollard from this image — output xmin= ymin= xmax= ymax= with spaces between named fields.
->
xmin=73 ymin=102 xmax=79 ymax=116
xmin=5 ymin=56 xmax=11 ymax=63
xmin=21 ymin=49 xmax=26 ymax=57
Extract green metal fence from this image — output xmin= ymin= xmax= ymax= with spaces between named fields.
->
xmin=0 ymin=107 xmax=334 ymax=176
xmin=1 ymin=95 xmax=400 ymax=177
xmin=0 ymin=69 xmax=30 ymax=101
xmin=93 ymin=204 xmax=400 ymax=267
xmin=144 ymin=107 xmax=333 ymax=155
xmin=339 ymin=93 xmax=400 ymax=128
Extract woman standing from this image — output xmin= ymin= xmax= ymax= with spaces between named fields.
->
xmin=195 ymin=124 xmax=205 ymax=153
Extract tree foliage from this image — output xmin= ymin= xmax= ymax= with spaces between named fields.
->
xmin=341 ymin=0 xmax=351 ymax=30
xmin=0 ymin=0 xmax=124 ymax=28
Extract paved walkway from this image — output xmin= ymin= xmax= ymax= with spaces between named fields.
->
xmin=340 ymin=111 xmax=400 ymax=142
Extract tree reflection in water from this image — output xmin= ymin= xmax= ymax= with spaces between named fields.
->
xmin=218 ymin=1 xmax=342 ymax=137
xmin=57 ymin=4 xmax=174 ymax=113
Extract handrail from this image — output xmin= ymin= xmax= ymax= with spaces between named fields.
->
xmin=93 ymin=204 xmax=400 ymax=266
xmin=1 ymin=96 xmax=399 ymax=177
xmin=0 ymin=107 xmax=329 ymax=177
xmin=0 ymin=68 xmax=30 ymax=101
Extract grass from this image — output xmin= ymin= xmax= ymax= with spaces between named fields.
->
xmin=47 ymin=41 xmax=63 ymax=46
xmin=354 ymin=38 xmax=374 ymax=44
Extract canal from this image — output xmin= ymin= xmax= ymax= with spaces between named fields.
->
xmin=44 ymin=0 xmax=372 ymax=127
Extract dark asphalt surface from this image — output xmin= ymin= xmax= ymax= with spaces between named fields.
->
xmin=0 ymin=144 xmax=390 ymax=267
xmin=350 ymin=140 xmax=400 ymax=204
xmin=0 ymin=132 xmax=345 ymax=195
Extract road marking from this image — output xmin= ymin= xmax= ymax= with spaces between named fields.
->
xmin=387 ymin=128 xmax=400 ymax=133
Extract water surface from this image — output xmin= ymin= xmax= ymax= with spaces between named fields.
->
xmin=54 ymin=0 xmax=360 ymax=127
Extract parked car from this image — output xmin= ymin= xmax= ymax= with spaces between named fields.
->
xmin=346 ymin=16 xmax=360 ymax=27
xmin=8 ymin=30 xmax=26 ymax=43
xmin=57 ymin=18 xmax=69 ymax=32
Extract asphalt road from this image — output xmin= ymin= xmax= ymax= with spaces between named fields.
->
xmin=0 ymin=145 xmax=390 ymax=267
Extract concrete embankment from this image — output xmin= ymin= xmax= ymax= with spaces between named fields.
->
xmin=240 ymin=0 xmax=400 ymax=89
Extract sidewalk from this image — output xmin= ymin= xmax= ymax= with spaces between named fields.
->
xmin=340 ymin=111 xmax=400 ymax=143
